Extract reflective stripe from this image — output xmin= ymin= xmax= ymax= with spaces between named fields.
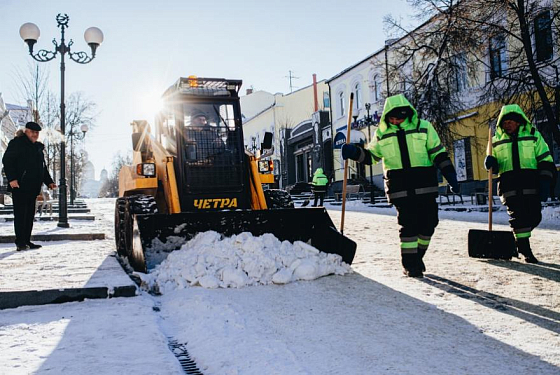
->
xmin=513 ymin=229 xmax=531 ymax=238
xmin=389 ymin=191 xmax=408 ymax=199
xmin=378 ymin=133 xmax=398 ymax=141
xmin=401 ymin=248 xmax=418 ymax=254
xmin=415 ymin=186 xmax=439 ymax=195
xmin=428 ymin=144 xmax=444 ymax=155
xmin=518 ymin=136 xmax=537 ymax=142
xmin=418 ymin=244 xmax=429 ymax=250
xmin=418 ymin=238 xmax=431 ymax=246
xmin=522 ymin=189 xmax=538 ymax=195
xmin=493 ymin=139 xmax=512 ymax=147
xmin=405 ymin=128 xmax=428 ymax=135
xmin=502 ymin=190 xmax=517 ymax=198
xmin=501 ymin=189 xmax=538 ymax=198
xmin=418 ymin=234 xmax=431 ymax=241
xmin=540 ymin=170 xmax=553 ymax=178
xmin=536 ymin=151 xmax=551 ymax=162
xmin=400 ymin=236 xmax=418 ymax=243
xmin=513 ymin=227 xmax=532 ymax=234
xmin=437 ymin=159 xmax=452 ymax=169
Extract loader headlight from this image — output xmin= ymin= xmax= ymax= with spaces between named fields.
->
xmin=137 ymin=163 xmax=156 ymax=177
xmin=258 ymin=160 xmax=273 ymax=173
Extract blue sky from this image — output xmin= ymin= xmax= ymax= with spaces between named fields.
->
xmin=0 ymin=0 xmax=413 ymax=178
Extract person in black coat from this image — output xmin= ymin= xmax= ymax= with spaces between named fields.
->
xmin=2 ymin=122 xmax=56 ymax=251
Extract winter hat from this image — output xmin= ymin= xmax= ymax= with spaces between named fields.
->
xmin=386 ymin=106 xmax=412 ymax=120
xmin=25 ymin=121 xmax=42 ymax=131
xmin=500 ymin=112 xmax=526 ymax=126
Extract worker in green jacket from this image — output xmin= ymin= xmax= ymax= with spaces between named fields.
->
xmin=484 ymin=104 xmax=556 ymax=263
xmin=311 ymin=168 xmax=329 ymax=207
xmin=342 ymin=94 xmax=459 ymax=277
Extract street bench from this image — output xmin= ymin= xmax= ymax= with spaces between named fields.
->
xmin=336 ymin=184 xmax=366 ymax=201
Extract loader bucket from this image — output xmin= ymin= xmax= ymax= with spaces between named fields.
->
xmin=129 ymin=207 xmax=357 ymax=273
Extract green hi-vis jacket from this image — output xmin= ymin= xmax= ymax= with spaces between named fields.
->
xmin=312 ymin=168 xmax=329 ymax=193
xmin=492 ymin=104 xmax=555 ymax=201
xmin=360 ymin=94 xmax=453 ymax=203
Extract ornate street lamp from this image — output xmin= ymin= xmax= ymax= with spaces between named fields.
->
xmin=69 ymin=124 xmax=88 ymax=205
xmin=364 ymin=103 xmax=379 ymax=203
xmin=19 ymin=14 xmax=103 ymax=227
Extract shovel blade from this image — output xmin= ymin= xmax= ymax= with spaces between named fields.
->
xmin=468 ymin=229 xmax=517 ymax=259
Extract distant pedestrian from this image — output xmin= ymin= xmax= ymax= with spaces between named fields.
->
xmin=311 ymin=168 xmax=329 ymax=207
xmin=2 ymin=122 xmax=56 ymax=251
xmin=342 ymin=94 xmax=459 ymax=277
xmin=484 ymin=105 xmax=556 ymax=263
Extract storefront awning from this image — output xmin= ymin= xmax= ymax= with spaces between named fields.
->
xmin=333 ymin=129 xmax=366 ymax=149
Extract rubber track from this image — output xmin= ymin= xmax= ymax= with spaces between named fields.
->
xmin=168 ymin=339 xmax=204 ymax=375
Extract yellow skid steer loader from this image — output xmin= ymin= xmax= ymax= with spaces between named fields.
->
xmin=115 ymin=76 xmax=356 ymax=272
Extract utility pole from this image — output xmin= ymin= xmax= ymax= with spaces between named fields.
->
xmin=285 ymin=70 xmax=300 ymax=93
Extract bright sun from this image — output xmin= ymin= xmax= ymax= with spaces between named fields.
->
xmin=138 ymin=90 xmax=164 ymax=124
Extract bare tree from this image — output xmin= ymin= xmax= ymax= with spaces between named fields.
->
xmin=99 ymin=152 xmax=132 ymax=198
xmin=386 ymin=0 xmax=560 ymax=152
xmin=384 ymin=0 xmax=485 ymax=147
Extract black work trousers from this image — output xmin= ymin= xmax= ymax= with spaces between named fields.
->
xmin=313 ymin=192 xmax=325 ymax=207
xmin=394 ymin=197 xmax=439 ymax=240
xmin=12 ymin=190 xmax=37 ymax=247
xmin=504 ymin=195 xmax=542 ymax=233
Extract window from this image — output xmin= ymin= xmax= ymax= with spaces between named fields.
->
xmin=353 ymin=83 xmax=361 ymax=109
xmin=339 ymin=92 xmax=345 ymax=117
xmin=534 ymin=11 xmax=553 ymax=62
xmin=489 ymin=35 xmax=507 ymax=79
xmin=453 ymin=137 xmax=473 ymax=181
xmin=323 ymin=92 xmax=330 ymax=108
xmin=372 ymin=74 xmax=381 ymax=102
xmin=452 ymin=53 xmax=468 ymax=92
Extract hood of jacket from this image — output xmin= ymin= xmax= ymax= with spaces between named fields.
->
xmin=379 ymin=94 xmax=419 ymax=132
xmin=495 ymin=104 xmax=533 ymax=136
xmin=314 ymin=168 xmax=324 ymax=175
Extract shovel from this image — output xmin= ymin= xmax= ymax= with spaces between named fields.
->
xmin=468 ymin=126 xmax=517 ymax=259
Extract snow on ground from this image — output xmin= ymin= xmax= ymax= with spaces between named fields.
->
xmin=0 ymin=198 xmax=558 ymax=374
xmin=0 ymin=297 xmax=183 ymax=374
xmin=140 ymin=231 xmax=351 ymax=293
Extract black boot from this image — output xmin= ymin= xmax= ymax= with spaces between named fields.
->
xmin=402 ymin=253 xmax=423 ymax=278
xmin=516 ymin=238 xmax=538 ymax=264
xmin=27 ymin=242 xmax=42 ymax=249
xmin=418 ymin=248 xmax=427 ymax=272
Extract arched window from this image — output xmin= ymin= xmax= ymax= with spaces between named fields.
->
xmin=353 ymin=82 xmax=361 ymax=109
xmin=372 ymin=74 xmax=381 ymax=102
xmin=339 ymin=92 xmax=345 ymax=117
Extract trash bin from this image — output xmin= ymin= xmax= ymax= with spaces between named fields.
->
xmin=476 ymin=193 xmax=487 ymax=206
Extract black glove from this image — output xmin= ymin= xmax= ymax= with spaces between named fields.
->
xmin=341 ymin=144 xmax=359 ymax=161
xmin=442 ymin=169 xmax=460 ymax=194
xmin=484 ymin=156 xmax=499 ymax=173
xmin=539 ymin=179 xmax=551 ymax=202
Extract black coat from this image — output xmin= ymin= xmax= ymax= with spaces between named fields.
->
xmin=2 ymin=134 xmax=54 ymax=195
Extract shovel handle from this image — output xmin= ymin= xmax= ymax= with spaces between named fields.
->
xmin=487 ymin=126 xmax=493 ymax=232
xmin=340 ymin=93 xmax=354 ymax=234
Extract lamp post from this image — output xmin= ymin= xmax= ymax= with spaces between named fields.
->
xmin=364 ymin=103 xmax=379 ymax=202
xmin=19 ymin=14 xmax=103 ymax=228
xmin=69 ymin=124 xmax=88 ymax=206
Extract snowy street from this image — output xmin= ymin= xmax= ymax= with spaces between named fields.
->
xmin=0 ymin=199 xmax=559 ymax=374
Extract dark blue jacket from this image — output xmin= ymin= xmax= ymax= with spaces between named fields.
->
xmin=2 ymin=133 xmax=54 ymax=195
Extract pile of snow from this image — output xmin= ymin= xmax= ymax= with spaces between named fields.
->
xmin=140 ymin=231 xmax=352 ymax=293
xmin=542 ymin=204 xmax=560 ymax=220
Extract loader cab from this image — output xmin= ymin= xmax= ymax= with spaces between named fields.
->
xmin=157 ymin=77 xmax=251 ymax=211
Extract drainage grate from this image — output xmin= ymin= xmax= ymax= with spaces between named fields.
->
xmin=168 ymin=339 xmax=204 ymax=375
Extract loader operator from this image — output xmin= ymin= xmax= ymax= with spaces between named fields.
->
xmin=342 ymin=94 xmax=459 ymax=277
xmin=185 ymin=110 xmax=226 ymax=162
xmin=484 ymin=105 xmax=556 ymax=264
